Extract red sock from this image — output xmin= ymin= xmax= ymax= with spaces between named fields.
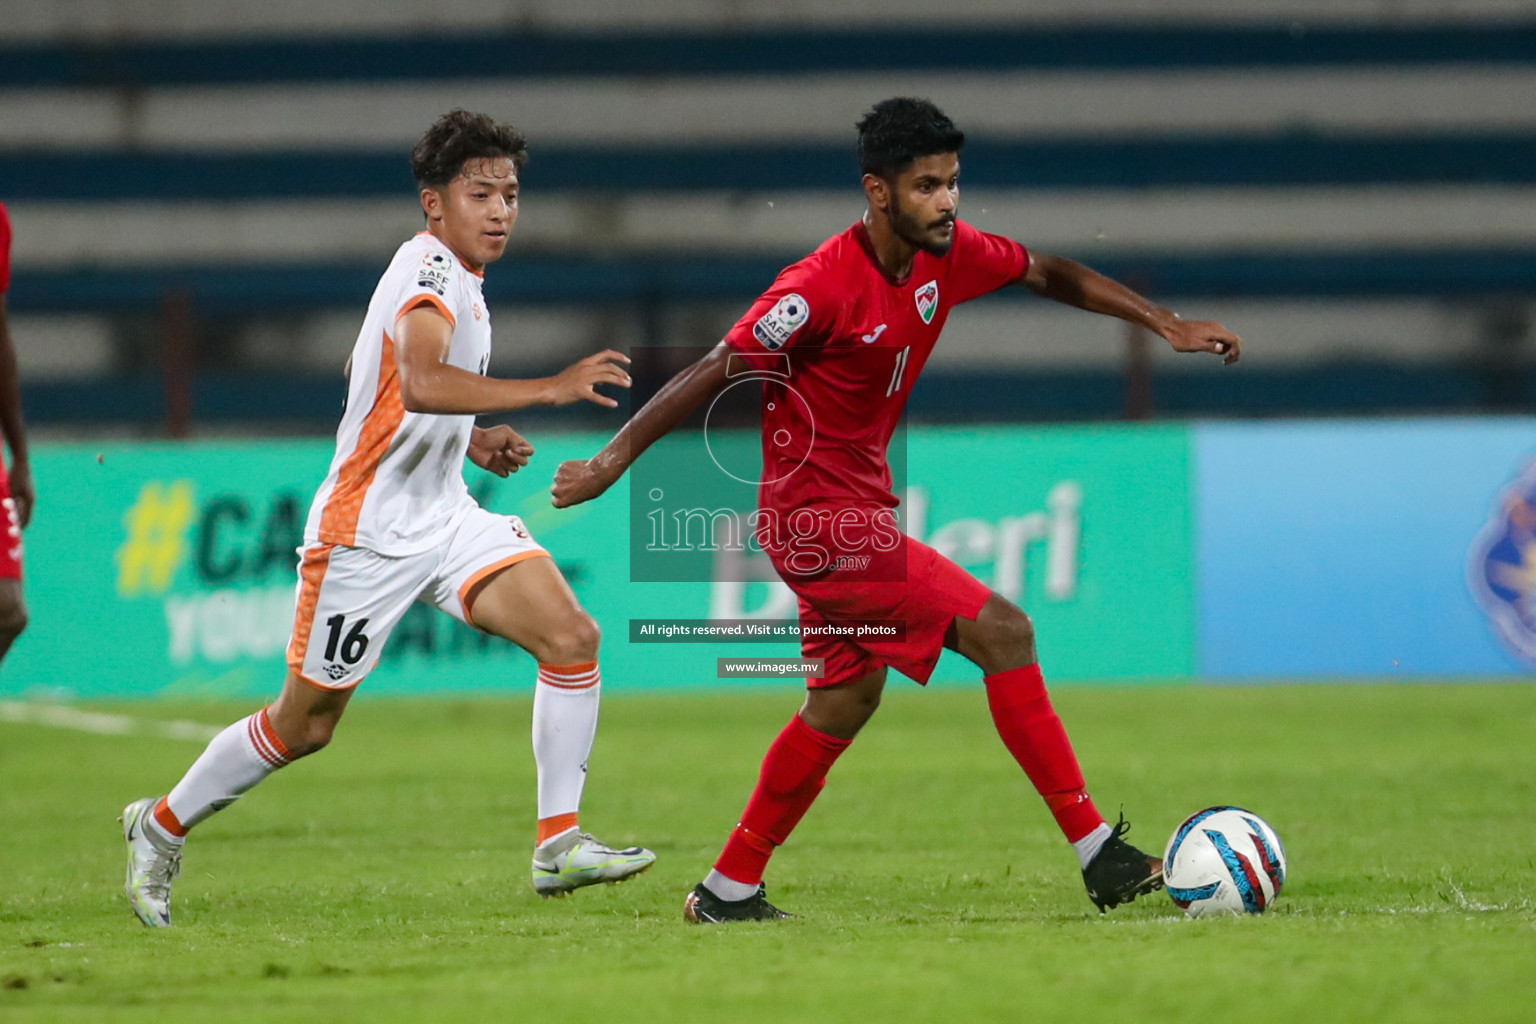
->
xmin=714 ymin=714 xmax=852 ymax=885
xmin=984 ymin=664 xmax=1104 ymax=842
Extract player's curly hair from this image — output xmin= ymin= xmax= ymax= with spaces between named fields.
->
xmin=410 ymin=109 xmax=529 ymax=190
xmin=856 ymin=97 xmax=965 ymax=178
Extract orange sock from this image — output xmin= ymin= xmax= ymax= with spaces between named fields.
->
xmin=537 ymin=812 xmax=579 ymax=846
xmin=152 ymin=797 xmax=187 ymax=838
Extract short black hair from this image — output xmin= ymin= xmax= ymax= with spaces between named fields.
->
xmin=856 ymin=97 xmax=965 ymax=178
xmin=410 ymin=109 xmax=529 ymax=190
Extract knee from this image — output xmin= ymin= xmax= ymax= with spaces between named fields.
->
xmin=537 ymin=612 xmax=601 ymax=666
xmin=976 ymin=603 xmax=1036 ymax=672
xmin=803 ymin=675 xmax=884 ymax=740
xmin=817 ymin=695 xmax=879 ymax=740
xmin=290 ymin=716 xmax=339 ymax=758
xmin=266 ymin=702 xmax=342 ymax=760
xmin=848 ymin=683 xmax=882 ymax=721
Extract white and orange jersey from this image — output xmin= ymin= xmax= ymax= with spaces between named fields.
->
xmin=304 ymin=232 xmax=492 ymax=556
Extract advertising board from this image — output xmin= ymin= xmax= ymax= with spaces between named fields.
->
xmin=2 ymin=425 xmax=1195 ymax=698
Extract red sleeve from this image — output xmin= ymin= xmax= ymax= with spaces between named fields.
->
xmin=945 ymin=219 xmax=1028 ymax=305
xmin=0 ymin=203 xmax=11 ymax=294
xmin=722 ymin=260 xmax=838 ymax=373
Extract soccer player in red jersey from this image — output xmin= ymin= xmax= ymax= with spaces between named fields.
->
xmin=552 ymin=98 xmax=1243 ymax=921
xmin=0 ymin=201 xmax=32 ymax=663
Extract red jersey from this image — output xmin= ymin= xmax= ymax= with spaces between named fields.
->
xmin=723 ymin=218 xmax=1027 ymax=522
xmin=0 ymin=201 xmax=11 ymax=294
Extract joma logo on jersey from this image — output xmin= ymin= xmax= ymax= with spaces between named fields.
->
xmin=753 ymin=293 xmax=810 ymax=350
xmin=914 ymin=280 xmax=939 ymax=324
xmin=1470 ymin=461 xmax=1536 ymax=664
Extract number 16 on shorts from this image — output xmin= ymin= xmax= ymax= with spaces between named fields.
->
xmin=287 ymin=543 xmax=422 ymax=690
xmin=322 ymin=615 xmax=371 ymax=672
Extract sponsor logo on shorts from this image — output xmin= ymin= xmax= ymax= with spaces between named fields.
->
xmin=914 ymin=280 xmax=939 ymax=325
xmin=752 ymin=293 xmax=810 ymax=350
xmin=508 ymin=516 xmax=530 ymax=540
xmin=418 ymin=252 xmax=452 ymax=296
xmin=1470 ymin=458 xmax=1536 ymax=664
xmin=322 ymin=662 xmax=352 ymax=681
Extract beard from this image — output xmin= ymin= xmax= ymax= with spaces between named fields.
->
xmin=887 ymin=195 xmax=955 ymax=257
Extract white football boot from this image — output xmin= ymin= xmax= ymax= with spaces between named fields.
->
xmin=121 ymin=797 xmax=181 ymax=927
xmin=531 ymin=831 xmax=656 ymax=898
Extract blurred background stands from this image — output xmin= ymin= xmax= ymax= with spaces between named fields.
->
xmin=3 ymin=0 xmax=1536 ymax=434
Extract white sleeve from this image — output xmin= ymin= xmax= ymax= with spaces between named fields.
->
xmin=393 ymin=247 xmax=464 ymax=328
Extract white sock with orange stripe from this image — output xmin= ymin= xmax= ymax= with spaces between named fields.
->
xmin=145 ymin=707 xmax=293 ymax=845
xmin=532 ymin=661 xmax=601 ymax=848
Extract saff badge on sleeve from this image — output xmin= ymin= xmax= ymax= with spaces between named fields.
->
xmin=753 ymin=293 xmax=810 ymax=350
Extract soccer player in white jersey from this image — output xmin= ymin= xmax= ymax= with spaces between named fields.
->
xmin=121 ymin=110 xmax=653 ymax=927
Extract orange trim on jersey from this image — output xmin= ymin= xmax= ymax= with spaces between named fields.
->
xmin=536 ymin=812 xmax=580 ymax=845
xmin=153 ymin=797 xmax=187 ymax=838
xmin=316 ymin=334 xmax=407 ymax=547
xmin=396 ymin=292 xmax=457 ymax=330
xmin=285 ymin=544 xmax=335 ymax=671
xmin=459 ymin=549 xmax=552 ymax=626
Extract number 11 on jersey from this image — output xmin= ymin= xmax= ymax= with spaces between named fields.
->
xmin=886 ymin=346 xmax=910 ymax=398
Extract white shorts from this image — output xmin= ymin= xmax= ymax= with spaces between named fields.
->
xmin=285 ymin=507 xmax=548 ymax=689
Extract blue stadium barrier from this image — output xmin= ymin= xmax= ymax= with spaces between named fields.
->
xmin=1 ymin=22 xmax=1533 ymax=88
xmin=6 ymin=133 xmax=1536 ymax=199
xmin=12 ymin=247 xmax=1536 ymax=315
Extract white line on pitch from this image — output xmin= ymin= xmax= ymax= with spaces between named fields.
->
xmin=0 ymin=702 xmax=220 ymax=742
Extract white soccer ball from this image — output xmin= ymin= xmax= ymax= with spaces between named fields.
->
xmin=1163 ymin=806 xmax=1287 ymax=918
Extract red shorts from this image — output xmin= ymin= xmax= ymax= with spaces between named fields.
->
xmin=782 ymin=535 xmax=991 ymax=687
xmin=0 ymin=466 xmax=19 ymax=580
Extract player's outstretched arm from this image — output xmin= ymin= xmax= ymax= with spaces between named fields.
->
xmin=551 ymin=341 xmax=734 ymax=508
xmin=395 ymin=306 xmax=631 ymax=414
xmin=1020 ymin=252 xmax=1243 ymax=365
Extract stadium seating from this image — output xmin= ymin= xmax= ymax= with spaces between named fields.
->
xmin=3 ymin=0 xmax=1534 ymax=425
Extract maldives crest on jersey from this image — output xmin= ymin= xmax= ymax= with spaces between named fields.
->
xmin=1469 ymin=459 xmax=1536 ymax=664
xmin=753 ymin=293 xmax=809 ymax=350
xmin=914 ymin=280 xmax=939 ymax=324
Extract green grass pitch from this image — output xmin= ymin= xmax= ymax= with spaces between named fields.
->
xmin=2 ymin=682 xmax=1534 ymax=1023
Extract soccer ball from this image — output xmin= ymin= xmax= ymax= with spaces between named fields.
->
xmin=1162 ymin=806 xmax=1287 ymax=918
